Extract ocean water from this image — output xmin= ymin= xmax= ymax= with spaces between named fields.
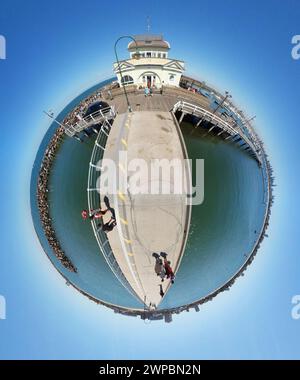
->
xmin=160 ymin=122 xmax=266 ymax=309
xmin=30 ymin=79 xmax=143 ymax=309
xmin=31 ymin=83 xmax=267 ymax=310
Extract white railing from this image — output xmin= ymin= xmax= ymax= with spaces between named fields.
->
xmin=173 ymin=100 xmax=237 ymax=134
xmin=173 ymin=100 xmax=262 ymax=165
xmin=65 ymin=106 xmax=116 ymax=137
xmin=87 ymin=119 xmax=140 ymax=301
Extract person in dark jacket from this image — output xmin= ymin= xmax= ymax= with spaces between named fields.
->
xmin=102 ymin=218 xmax=117 ymax=233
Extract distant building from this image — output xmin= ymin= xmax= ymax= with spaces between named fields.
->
xmin=149 ymin=313 xmax=164 ymax=321
xmin=113 ymin=35 xmax=185 ymax=88
xmin=164 ymin=312 xmax=173 ymax=323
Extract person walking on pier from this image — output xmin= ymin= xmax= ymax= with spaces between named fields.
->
xmin=90 ymin=208 xmax=109 ymax=220
xmin=153 ymin=253 xmax=162 ymax=274
xmin=107 ymin=89 xmax=113 ymax=100
xmin=81 ymin=208 xmax=108 ymax=220
xmin=103 ymin=195 xmax=116 ymax=221
xmin=159 ymin=265 xmax=166 ymax=282
xmin=160 ymin=252 xmax=175 ymax=283
xmin=152 ymin=253 xmax=167 ymax=282
xmin=102 ymin=218 xmax=117 ymax=233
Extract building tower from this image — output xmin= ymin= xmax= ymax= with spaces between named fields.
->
xmin=113 ymin=34 xmax=185 ymax=88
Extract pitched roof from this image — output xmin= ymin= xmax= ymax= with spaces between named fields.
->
xmin=128 ymin=35 xmax=170 ymax=50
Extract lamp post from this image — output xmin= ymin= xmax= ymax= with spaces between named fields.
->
xmin=43 ymin=110 xmax=65 ymax=128
xmin=43 ymin=110 xmax=83 ymax=142
xmin=213 ymin=91 xmax=232 ymax=115
xmin=114 ymin=35 xmax=140 ymax=113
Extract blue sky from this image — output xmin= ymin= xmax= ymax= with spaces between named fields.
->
xmin=0 ymin=0 xmax=300 ymax=359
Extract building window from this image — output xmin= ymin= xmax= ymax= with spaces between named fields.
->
xmin=146 ymin=52 xmax=151 ymax=58
xmin=169 ymin=74 xmax=175 ymax=82
xmin=152 ymin=52 xmax=156 ymax=58
xmin=121 ymin=75 xmax=134 ymax=86
xmin=157 ymin=53 xmax=161 ymax=58
xmin=163 ymin=53 xmax=166 ymax=58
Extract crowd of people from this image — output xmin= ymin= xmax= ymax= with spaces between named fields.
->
xmin=37 ymin=126 xmax=77 ymax=273
xmin=144 ymin=87 xmax=153 ymax=97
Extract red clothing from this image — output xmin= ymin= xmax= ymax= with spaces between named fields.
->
xmin=164 ymin=259 xmax=174 ymax=278
xmin=81 ymin=210 xmax=88 ymax=219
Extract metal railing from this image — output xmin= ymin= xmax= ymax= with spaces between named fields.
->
xmin=65 ymin=106 xmax=116 ymax=137
xmin=173 ymin=100 xmax=262 ymax=165
xmin=87 ymin=118 xmax=140 ymax=301
xmin=110 ymin=112 xmax=148 ymax=304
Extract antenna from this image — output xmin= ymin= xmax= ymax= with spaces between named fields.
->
xmin=146 ymin=16 xmax=151 ymax=33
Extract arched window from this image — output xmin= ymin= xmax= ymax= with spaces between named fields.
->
xmin=169 ymin=74 xmax=175 ymax=82
xmin=121 ymin=75 xmax=134 ymax=86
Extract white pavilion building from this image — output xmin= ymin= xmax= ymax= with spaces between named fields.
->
xmin=113 ymin=35 xmax=185 ymax=89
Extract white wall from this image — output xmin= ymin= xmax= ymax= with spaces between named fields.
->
xmin=116 ymin=65 xmax=182 ymax=88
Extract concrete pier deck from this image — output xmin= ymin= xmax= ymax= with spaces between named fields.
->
xmin=100 ymin=111 xmax=190 ymax=307
xmin=85 ymin=81 xmax=263 ymax=309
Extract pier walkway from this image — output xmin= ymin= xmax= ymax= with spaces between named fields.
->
xmin=97 ymin=111 xmax=191 ymax=307
xmin=82 ymin=82 xmax=264 ymax=307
